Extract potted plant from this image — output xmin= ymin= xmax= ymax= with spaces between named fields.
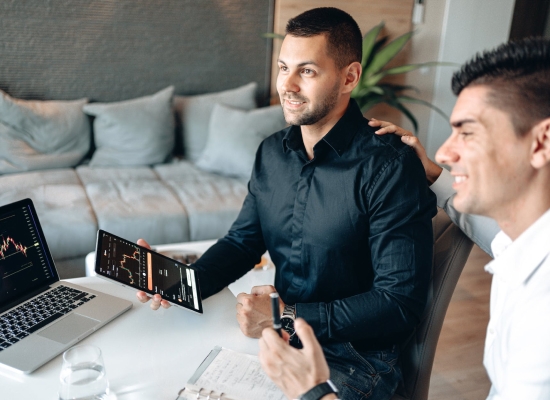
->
xmin=351 ymin=21 xmax=451 ymax=132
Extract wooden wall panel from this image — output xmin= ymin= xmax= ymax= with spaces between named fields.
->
xmin=270 ymin=0 xmax=415 ymax=101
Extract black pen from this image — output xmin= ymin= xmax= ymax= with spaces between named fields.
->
xmin=270 ymin=292 xmax=282 ymax=337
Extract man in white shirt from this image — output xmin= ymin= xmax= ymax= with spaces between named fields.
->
xmin=259 ymin=37 xmax=550 ymax=400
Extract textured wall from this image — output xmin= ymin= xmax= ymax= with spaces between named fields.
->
xmin=0 ymin=0 xmax=274 ymax=104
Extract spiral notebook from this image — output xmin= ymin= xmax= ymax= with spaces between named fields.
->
xmin=175 ymin=346 xmax=285 ymax=400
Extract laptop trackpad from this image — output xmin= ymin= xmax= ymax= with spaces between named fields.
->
xmin=38 ymin=314 xmax=99 ymax=344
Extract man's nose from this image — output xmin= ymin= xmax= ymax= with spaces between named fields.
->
xmin=280 ymin=72 xmax=299 ymax=93
xmin=435 ymin=135 xmax=460 ymax=166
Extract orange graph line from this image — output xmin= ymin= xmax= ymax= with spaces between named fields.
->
xmin=119 ymin=249 xmax=139 ymax=285
xmin=0 ymin=236 xmax=28 ymax=260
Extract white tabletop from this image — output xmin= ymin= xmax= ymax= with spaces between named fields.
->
xmin=0 ymin=277 xmax=262 ymax=399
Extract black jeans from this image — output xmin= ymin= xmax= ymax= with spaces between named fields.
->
xmin=322 ymin=342 xmax=401 ymax=399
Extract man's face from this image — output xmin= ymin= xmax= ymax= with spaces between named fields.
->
xmin=435 ymin=85 xmax=534 ymax=219
xmin=276 ymin=34 xmax=343 ymax=126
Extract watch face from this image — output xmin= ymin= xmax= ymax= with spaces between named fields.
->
xmin=280 ymin=317 xmax=295 ymax=338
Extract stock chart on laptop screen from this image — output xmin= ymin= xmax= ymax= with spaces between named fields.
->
xmin=0 ymin=205 xmax=54 ymax=304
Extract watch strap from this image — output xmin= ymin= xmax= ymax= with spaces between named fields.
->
xmin=298 ymin=380 xmax=339 ymax=400
xmin=282 ymin=304 xmax=296 ymax=319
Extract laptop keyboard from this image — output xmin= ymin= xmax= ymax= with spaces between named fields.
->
xmin=0 ymin=285 xmax=96 ymax=352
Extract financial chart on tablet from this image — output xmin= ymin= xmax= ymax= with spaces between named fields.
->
xmin=96 ymin=230 xmax=202 ymax=313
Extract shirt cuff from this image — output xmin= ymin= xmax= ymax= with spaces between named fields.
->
xmin=295 ymin=302 xmax=328 ymax=340
xmin=429 ymin=168 xmax=455 ymax=208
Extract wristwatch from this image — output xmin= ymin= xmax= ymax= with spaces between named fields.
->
xmin=281 ymin=304 xmax=301 ymax=347
xmin=298 ymin=380 xmax=339 ymax=400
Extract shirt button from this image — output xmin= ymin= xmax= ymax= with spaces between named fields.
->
xmin=489 ymin=328 xmax=495 ymax=335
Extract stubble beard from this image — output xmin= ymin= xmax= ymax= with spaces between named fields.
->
xmin=281 ymin=83 xmax=340 ymax=126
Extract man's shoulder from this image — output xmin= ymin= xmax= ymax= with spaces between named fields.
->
xmin=353 ymin=118 xmax=417 ymax=163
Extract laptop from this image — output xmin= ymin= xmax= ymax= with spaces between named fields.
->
xmin=0 ymin=198 xmax=132 ymax=374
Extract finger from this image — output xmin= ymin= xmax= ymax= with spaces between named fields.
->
xmin=236 ymin=292 xmax=248 ymax=303
xmin=281 ymin=329 xmax=290 ymax=343
xmin=136 ymin=291 xmax=151 ymax=303
xmin=160 ymin=299 xmax=171 ymax=309
xmin=137 ymin=238 xmax=151 ymax=250
xmin=261 ymin=326 xmax=287 ymax=349
xmin=368 ymin=118 xmax=393 ymax=128
xmin=401 ymin=135 xmax=424 ymax=153
xmin=251 ymin=285 xmax=276 ymax=296
xmin=149 ymin=294 xmax=163 ymax=310
xmin=294 ymin=318 xmax=322 ymax=353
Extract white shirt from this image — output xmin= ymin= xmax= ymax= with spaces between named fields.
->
xmin=431 ymin=169 xmax=550 ymax=399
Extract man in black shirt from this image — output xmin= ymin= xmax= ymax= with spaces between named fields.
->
xmin=138 ymin=8 xmax=436 ymax=399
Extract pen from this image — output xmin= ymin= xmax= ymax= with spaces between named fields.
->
xmin=270 ymin=292 xmax=282 ymax=337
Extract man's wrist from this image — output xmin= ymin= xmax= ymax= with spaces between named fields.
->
xmin=426 ymin=162 xmax=443 ymax=185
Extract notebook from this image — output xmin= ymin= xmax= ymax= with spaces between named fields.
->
xmin=176 ymin=346 xmax=285 ymax=400
xmin=0 ymin=198 xmax=132 ymax=374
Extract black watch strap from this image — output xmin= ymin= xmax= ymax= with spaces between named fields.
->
xmin=298 ymin=380 xmax=339 ymax=400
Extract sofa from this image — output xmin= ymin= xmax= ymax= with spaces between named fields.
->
xmin=0 ymin=82 xmax=287 ymax=278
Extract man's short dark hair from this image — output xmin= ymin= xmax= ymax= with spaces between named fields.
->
xmin=452 ymin=37 xmax=550 ymax=136
xmin=286 ymin=7 xmax=362 ymax=70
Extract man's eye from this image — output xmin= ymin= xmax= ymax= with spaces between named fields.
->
xmin=460 ymin=131 xmax=473 ymax=137
xmin=302 ymin=68 xmax=314 ymax=75
xmin=279 ymin=65 xmax=288 ymax=72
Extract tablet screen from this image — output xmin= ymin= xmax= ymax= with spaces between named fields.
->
xmin=95 ymin=230 xmax=202 ymax=313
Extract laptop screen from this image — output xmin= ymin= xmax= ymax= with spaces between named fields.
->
xmin=0 ymin=199 xmax=58 ymax=310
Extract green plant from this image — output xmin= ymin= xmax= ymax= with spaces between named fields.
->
xmin=352 ymin=21 xmax=452 ymax=132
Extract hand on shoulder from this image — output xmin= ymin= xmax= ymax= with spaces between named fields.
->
xmin=369 ymin=118 xmax=443 ymax=184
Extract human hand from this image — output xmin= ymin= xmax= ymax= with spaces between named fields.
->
xmin=135 ymin=238 xmax=171 ymax=310
xmin=236 ymin=285 xmax=283 ymax=338
xmin=259 ymin=318 xmax=331 ymax=399
xmin=369 ymin=118 xmax=443 ymax=184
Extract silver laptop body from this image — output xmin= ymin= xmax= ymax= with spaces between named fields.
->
xmin=0 ymin=198 xmax=132 ymax=374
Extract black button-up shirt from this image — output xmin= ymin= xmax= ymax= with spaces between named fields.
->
xmin=194 ymin=100 xmax=437 ymax=350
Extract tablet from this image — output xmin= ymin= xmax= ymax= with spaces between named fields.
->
xmin=95 ymin=230 xmax=203 ymax=314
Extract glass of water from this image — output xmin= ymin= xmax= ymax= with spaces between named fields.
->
xmin=58 ymin=344 xmax=110 ymax=400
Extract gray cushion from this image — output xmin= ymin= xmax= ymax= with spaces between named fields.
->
xmin=0 ymin=175 xmax=97 ymax=260
xmin=154 ymin=160 xmax=231 ymax=183
xmin=164 ymin=179 xmax=247 ymax=241
xmin=84 ymin=86 xmax=175 ymax=167
xmin=174 ymin=82 xmax=257 ymax=162
xmin=195 ymin=104 xmax=286 ymax=179
xmin=76 ymin=165 xmax=158 ymax=185
xmin=0 ymin=90 xmax=90 ymax=174
xmin=84 ymin=180 xmax=190 ymax=244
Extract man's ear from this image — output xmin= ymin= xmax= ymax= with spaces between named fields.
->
xmin=342 ymin=61 xmax=362 ymax=94
xmin=530 ymin=117 xmax=550 ymax=169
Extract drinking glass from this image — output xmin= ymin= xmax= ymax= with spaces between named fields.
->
xmin=58 ymin=344 xmax=111 ymax=400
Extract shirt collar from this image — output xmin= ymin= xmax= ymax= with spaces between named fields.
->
xmin=282 ymin=99 xmax=363 ymax=157
xmin=485 ymin=208 xmax=550 ymax=286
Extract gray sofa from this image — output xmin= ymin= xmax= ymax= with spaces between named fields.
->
xmin=0 ymin=0 xmax=277 ymax=278
xmin=0 ymin=161 xmax=249 ymax=278
xmin=0 ymin=80 xmax=289 ymax=278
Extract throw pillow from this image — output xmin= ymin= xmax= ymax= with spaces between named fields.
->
xmin=0 ymin=90 xmax=90 ymax=174
xmin=195 ymin=103 xmax=286 ymax=179
xmin=84 ymin=86 xmax=175 ymax=167
xmin=174 ymin=82 xmax=257 ymax=162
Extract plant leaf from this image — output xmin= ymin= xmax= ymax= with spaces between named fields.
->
xmin=361 ymin=22 xmax=385 ymax=66
xmin=262 ymin=33 xmax=285 ymax=40
xmin=398 ymin=95 xmax=449 ymax=121
xmin=378 ymin=83 xmax=419 ymax=94
xmin=382 ymin=61 xmax=458 ymax=76
xmin=352 ymin=85 xmax=385 ymax=99
xmin=363 ymin=31 xmax=413 ymax=78
xmin=358 ymin=96 xmax=385 ymax=113
xmin=385 ymin=98 xmax=418 ymax=133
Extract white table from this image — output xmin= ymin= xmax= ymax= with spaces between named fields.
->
xmin=1 ymin=240 xmax=275 ymax=400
